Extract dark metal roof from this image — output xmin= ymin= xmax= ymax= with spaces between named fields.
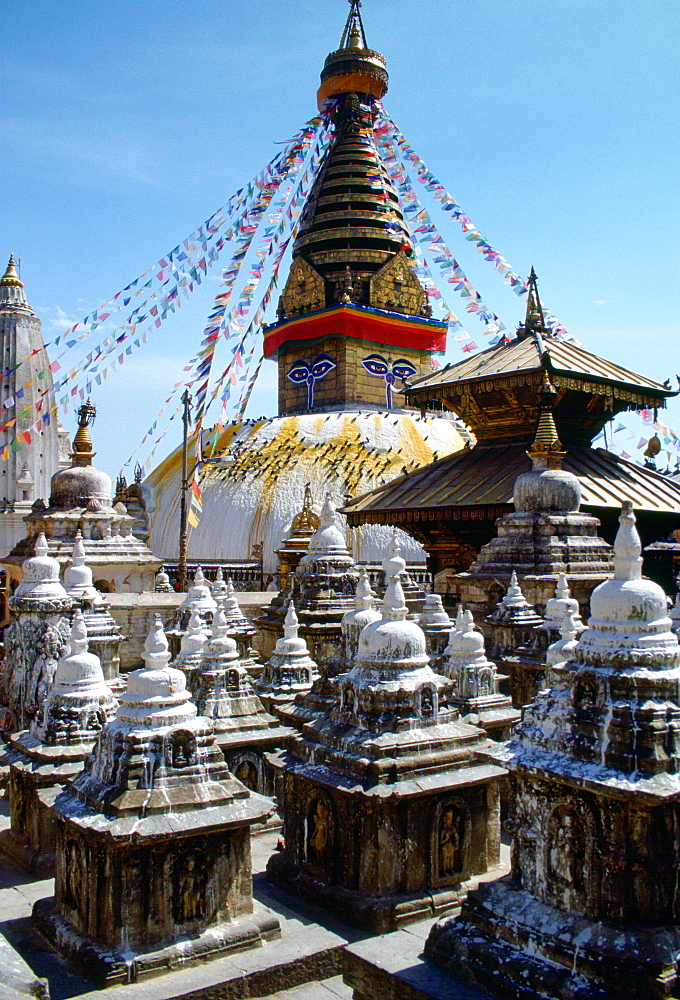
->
xmin=344 ymin=444 xmax=680 ymax=518
xmin=403 ymin=334 xmax=672 ymax=399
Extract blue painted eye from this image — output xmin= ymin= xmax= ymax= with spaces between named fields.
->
xmin=311 ymin=354 xmax=336 ymax=379
xmin=287 ymin=361 xmax=311 ymax=384
xmin=392 ymin=359 xmax=418 ymax=380
xmin=362 ymin=354 xmax=389 ymax=376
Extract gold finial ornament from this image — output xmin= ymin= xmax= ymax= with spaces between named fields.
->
xmin=1 ymin=255 xmax=24 ymax=289
xmin=517 ymin=267 xmax=548 ymax=341
xmin=317 ymin=0 xmax=388 ymax=109
xmin=290 ymin=484 xmax=321 ymax=536
xmin=72 ymin=398 xmax=97 ymax=466
xmin=528 ymin=409 xmax=565 ymax=470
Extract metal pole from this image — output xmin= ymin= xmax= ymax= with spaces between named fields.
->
xmin=178 ymin=389 xmax=192 ymax=592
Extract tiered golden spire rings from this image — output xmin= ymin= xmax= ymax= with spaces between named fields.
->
xmin=1 ymin=255 xmax=23 ymax=288
xmin=340 ymin=0 xmax=367 ymax=49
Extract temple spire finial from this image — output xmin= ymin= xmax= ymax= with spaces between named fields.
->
xmin=340 ymin=0 xmax=367 ymax=49
xmin=517 ymin=267 xmax=548 ymax=342
xmin=1 ymin=255 xmax=23 ymax=289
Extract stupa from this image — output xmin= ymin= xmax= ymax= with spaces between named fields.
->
xmin=447 ymin=404 xmax=613 ymax=625
xmin=214 ymin=576 xmax=261 ymax=678
xmin=426 ymin=503 xmax=680 ymax=1000
xmin=171 ymin=608 xmax=209 ymax=685
xmin=276 ymin=484 xmax=321 ymax=591
xmin=255 ymin=602 xmax=319 ymax=716
xmin=190 ymin=607 xmax=292 ymax=795
xmin=276 ymin=564 xmax=380 ymax=731
xmin=0 ymin=256 xmax=70 ymax=553
xmin=33 ymin=618 xmax=279 ymax=985
xmin=267 ymin=537 xmax=505 ymax=932
xmin=418 ymin=593 xmax=455 ymax=672
xmin=258 ymin=495 xmax=359 ymax=664
xmin=3 ymin=533 xmax=72 ymax=729
xmin=0 ymin=613 xmax=116 ymax=873
xmin=62 ymin=531 xmax=125 ymax=693
xmin=145 ymin=2 xmax=468 ymax=577
xmin=3 ymin=399 xmax=161 ymax=594
xmin=484 ymin=571 xmax=545 ymax=708
xmin=441 ymin=609 xmax=520 ymax=741
xmin=175 ymin=565 xmax=216 ymax=629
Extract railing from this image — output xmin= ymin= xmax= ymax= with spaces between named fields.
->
xmin=163 ymin=561 xmax=263 ymax=592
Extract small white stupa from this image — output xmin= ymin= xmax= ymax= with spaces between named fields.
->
xmin=255 ymin=602 xmax=319 ymax=715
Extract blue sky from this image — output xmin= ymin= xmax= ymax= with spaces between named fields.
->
xmin=2 ymin=0 xmax=679 ymax=476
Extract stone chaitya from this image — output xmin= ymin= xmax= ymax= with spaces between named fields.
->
xmin=267 ymin=539 xmax=505 ymax=932
xmin=441 ymin=609 xmax=520 ymax=741
xmin=258 ymin=494 xmax=358 ymax=664
xmin=0 ymin=613 xmax=116 ymax=873
xmin=255 ymin=602 xmax=319 ymax=717
xmin=3 ymin=533 xmax=72 ymax=729
xmin=538 ymin=571 xmax=585 ymax=647
xmin=426 ymin=502 xmax=680 ymax=1000
xmin=63 ymin=531 xmax=125 ymax=694
xmin=276 ymin=484 xmax=321 ymax=592
xmin=190 ymin=607 xmax=292 ymax=795
xmin=171 ymin=608 xmax=209 ymax=685
xmin=276 ymin=565 xmax=380 ymax=731
xmin=484 ymin=572 xmax=545 ymax=709
xmin=176 ymin=565 xmax=216 ymax=630
xmin=418 ymin=593 xmax=454 ymax=672
xmin=214 ymin=576 xmax=261 ymax=679
xmin=33 ymin=617 xmax=279 ymax=985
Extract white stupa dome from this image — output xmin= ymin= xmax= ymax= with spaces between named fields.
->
xmin=146 ymin=409 xmax=466 ymax=574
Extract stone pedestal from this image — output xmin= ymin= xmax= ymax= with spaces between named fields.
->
xmin=268 ymin=540 xmax=504 ymax=934
xmin=33 ymin=618 xmax=279 ymax=986
xmin=426 ymin=504 xmax=680 ymax=1000
xmin=0 ymin=613 xmax=116 ymax=873
xmin=3 ymin=533 xmax=73 ymax=730
xmin=191 ymin=608 xmax=292 ymax=796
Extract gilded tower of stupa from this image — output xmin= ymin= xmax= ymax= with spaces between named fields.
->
xmin=146 ymin=3 xmax=467 ymax=574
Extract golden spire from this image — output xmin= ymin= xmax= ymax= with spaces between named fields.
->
xmin=517 ymin=267 xmax=548 ymax=341
xmin=339 ymin=0 xmax=367 ymax=49
xmin=71 ymin=398 xmax=97 ymax=467
xmin=529 ymin=409 xmax=565 ymax=470
xmin=1 ymin=255 xmax=24 ymax=289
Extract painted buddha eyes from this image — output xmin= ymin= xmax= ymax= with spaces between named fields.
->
xmin=287 ymin=354 xmax=337 ymax=408
xmin=362 ymin=354 xmax=418 ymax=408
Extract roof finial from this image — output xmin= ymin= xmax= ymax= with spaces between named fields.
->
xmin=340 ymin=0 xmax=367 ymax=49
xmin=517 ymin=267 xmax=549 ymax=343
xmin=71 ymin=397 xmax=97 ymax=467
xmin=1 ymin=255 xmax=23 ymax=289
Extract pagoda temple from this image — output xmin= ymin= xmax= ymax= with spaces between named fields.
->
xmin=145 ymin=1 xmax=467 ymax=575
xmin=344 ymin=271 xmax=680 ymax=577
